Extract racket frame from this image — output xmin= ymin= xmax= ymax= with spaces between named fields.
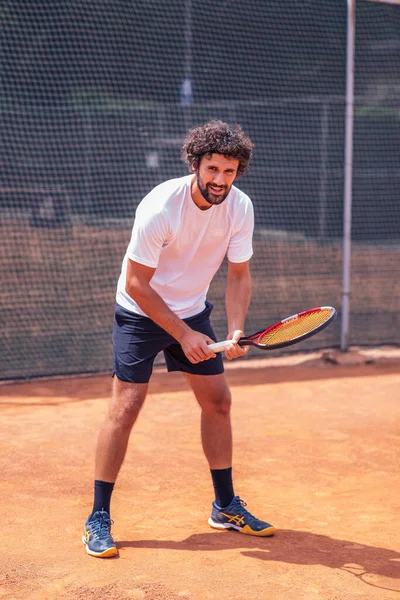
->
xmin=209 ymin=306 xmax=337 ymax=353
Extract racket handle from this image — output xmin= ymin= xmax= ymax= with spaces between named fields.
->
xmin=208 ymin=340 xmax=231 ymax=353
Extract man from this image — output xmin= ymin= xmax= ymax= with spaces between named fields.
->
xmin=83 ymin=120 xmax=275 ymax=558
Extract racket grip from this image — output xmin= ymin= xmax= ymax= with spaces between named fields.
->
xmin=208 ymin=340 xmax=231 ymax=353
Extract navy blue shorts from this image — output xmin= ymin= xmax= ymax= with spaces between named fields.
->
xmin=112 ymin=301 xmax=224 ymax=383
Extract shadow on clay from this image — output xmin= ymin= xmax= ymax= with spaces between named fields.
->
xmin=118 ymin=529 xmax=400 ymax=591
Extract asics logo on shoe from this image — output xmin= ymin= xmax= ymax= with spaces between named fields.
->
xmin=220 ymin=513 xmax=245 ymax=526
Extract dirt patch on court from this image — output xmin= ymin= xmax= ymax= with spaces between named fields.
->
xmin=0 ymin=356 xmax=399 ymax=600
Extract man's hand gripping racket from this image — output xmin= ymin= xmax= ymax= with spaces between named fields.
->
xmin=209 ymin=306 xmax=337 ymax=353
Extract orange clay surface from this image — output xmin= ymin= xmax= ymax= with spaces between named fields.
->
xmin=0 ymin=354 xmax=399 ymax=600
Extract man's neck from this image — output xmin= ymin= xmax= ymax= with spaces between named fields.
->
xmin=190 ymin=175 xmax=212 ymax=211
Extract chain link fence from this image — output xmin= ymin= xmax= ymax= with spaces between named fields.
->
xmin=1 ymin=0 xmax=399 ymax=379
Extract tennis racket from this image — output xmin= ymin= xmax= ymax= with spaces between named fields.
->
xmin=209 ymin=306 xmax=337 ymax=352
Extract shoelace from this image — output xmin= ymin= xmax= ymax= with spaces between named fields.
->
xmin=90 ymin=514 xmax=114 ymax=539
xmin=232 ymin=498 xmax=260 ymax=525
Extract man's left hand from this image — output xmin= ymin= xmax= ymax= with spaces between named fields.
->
xmin=224 ymin=330 xmax=249 ymax=361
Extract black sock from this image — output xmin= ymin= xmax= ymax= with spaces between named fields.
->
xmin=91 ymin=480 xmax=115 ymax=517
xmin=210 ymin=468 xmax=234 ymax=508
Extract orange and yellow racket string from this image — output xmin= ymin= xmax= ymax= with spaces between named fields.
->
xmin=259 ymin=309 xmax=332 ymax=346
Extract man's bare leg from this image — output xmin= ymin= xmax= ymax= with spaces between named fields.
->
xmin=184 ymin=372 xmax=232 ymax=469
xmin=95 ymin=377 xmax=148 ymax=482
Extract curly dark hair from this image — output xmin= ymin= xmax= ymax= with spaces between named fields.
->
xmin=181 ymin=120 xmax=254 ymax=177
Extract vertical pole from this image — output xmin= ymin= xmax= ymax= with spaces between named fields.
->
xmin=182 ymin=0 xmax=193 ymax=130
xmin=184 ymin=0 xmax=192 ymax=80
xmin=157 ymin=103 xmax=166 ymax=171
xmin=341 ymin=0 xmax=355 ymax=351
xmin=84 ymin=106 xmax=92 ymax=217
xmin=228 ymin=102 xmax=237 ymax=125
xmin=318 ymin=101 xmax=329 ymax=240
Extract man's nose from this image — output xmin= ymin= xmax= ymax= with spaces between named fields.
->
xmin=213 ymin=172 xmax=225 ymax=185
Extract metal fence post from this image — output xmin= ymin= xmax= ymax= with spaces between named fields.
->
xmin=341 ymin=0 xmax=355 ymax=351
xmin=318 ymin=100 xmax=329 ymax=240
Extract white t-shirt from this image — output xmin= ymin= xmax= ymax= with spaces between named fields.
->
xmin=116 ymin=174 xmax=254 ymax=318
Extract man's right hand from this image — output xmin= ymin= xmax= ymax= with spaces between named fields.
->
xmin=179 ymin=329 xmax=217 ymax=364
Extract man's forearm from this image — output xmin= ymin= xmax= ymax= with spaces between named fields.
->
xmin=225 ymin=271 xmax=252 ymax=333
xmin=126 ymin=282 xmax=190 ymax=342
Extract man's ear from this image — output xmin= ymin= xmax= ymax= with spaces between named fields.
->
xmin=191 ymin=159 xmax=199 ymax=173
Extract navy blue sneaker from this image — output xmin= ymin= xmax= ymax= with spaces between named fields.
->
xmin=82 ymin=510 xmax=118 ymax=557
xmin=208 ymin=496 xmax=275 ymax=537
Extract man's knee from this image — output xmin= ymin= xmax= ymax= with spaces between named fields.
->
xmin=203 ymin=388 xmax=232 ymax=416
xmin=109 ymin=378 xmax=148 ymax=428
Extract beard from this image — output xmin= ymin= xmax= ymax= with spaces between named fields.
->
xmin=196 ymin=174 xmax=231 ymax=206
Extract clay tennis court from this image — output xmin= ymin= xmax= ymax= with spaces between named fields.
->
xmin=1 ymin=351 xmax=399 ymax=600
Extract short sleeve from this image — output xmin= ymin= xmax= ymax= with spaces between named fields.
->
xmin=127 ymin=204 xmax=170 ymax=268
xmin=227 ymin=199 xmax=254 ymax=263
